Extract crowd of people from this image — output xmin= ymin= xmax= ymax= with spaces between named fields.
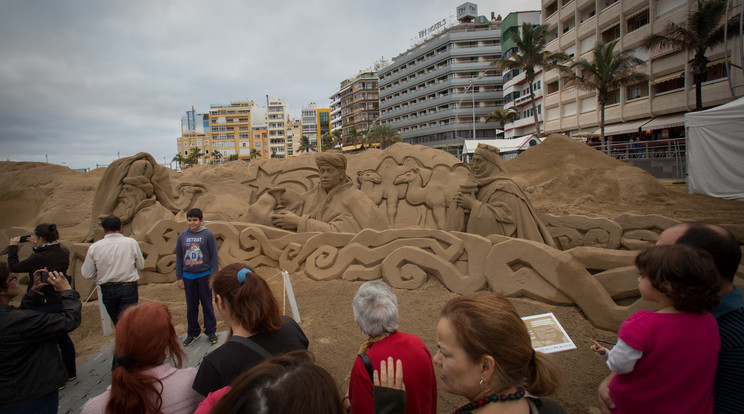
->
xmin=0 ymin=215 xmax=741 ymax=414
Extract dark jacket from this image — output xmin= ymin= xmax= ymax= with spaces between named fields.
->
xmin=0 ymin=289 xmax=82 ymax=408
xmin=7 ymin=242 xmax=70 ymax=305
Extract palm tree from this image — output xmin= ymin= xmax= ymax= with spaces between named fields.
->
xmin=298 ymin=135 xmax=312 ymax=153
xmin=347 ymin=127 xmax=363 ymax=152
xmin=249 ymin=149 xmax=260 ymax=160
xmin=367 ymin=124 xmax=402 ymax=149
xmin=322 ymin=134 xmax=335 ymax=152
xmin=270 ymin=149 xmax=278 ymax=158
xmin=212 ymin=149 xmax=223 ymax=163
xmin=642 ymin=0 xmax=740 ymax=111
xmin=330 ymin=130 xmax=345 ymax=150
xmin=563 ymin=40 xmax=649 ymax=154
xmin=185 ymin=147 xmax=203 ymax=167
xmin=485 ymin=108 xmax=519 ymax=137
xmin=172 ymin=153 xmax=186 ymax=169
xmin=228 ymin=154 xmax=239 ymax=161
xmin=494 ymin=22 xmax=569 ymax=136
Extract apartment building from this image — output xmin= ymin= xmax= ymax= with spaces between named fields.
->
xmin=286 ymin=118 xmax=302 ymax=157
xmin=300 ymin=103 xmax=331 ymax=151
xmin=501 ymin=11 xmax=544 ymax=139
xmin=378 ymin=3 xmax=504 ymax=156
xmin=177 ymin=108 xmax=211 ymax=164
xmin=541 ymin=0 xmax=743 ymax=141
xmin=267 ymin=98 xmax=289 ymax=158
xmin=208 ymin=101 xmax=253 ymax=162
xmin=251 ymin=126 xmax=269 ymax=159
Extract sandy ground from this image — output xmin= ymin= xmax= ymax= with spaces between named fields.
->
xmin=3 ymin=137 xmax=743 ymax=413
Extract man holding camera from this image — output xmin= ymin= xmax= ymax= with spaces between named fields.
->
xmin=81 ymin=215 xmax=144 ymax=324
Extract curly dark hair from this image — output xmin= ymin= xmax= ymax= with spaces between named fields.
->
xmin=635 ymin=244 xmax=720 ymax=313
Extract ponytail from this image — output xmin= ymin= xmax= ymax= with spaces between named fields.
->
xmin=524 ymin=351 xmax=562 ymax=396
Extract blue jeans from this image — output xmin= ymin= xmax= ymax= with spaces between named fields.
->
xmin=37 ymin=303 xmax=76 ymax=378
xmin=184 ymin=275 xmax=216 ymax=337
xmin=100 ymin=282 xmax=138 ymax=324
xmin=0 ymin=390 xmax=58 ymax=414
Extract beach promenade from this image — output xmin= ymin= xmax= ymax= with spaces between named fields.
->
xmin=59 ymin=332 xmax=227 ymax=413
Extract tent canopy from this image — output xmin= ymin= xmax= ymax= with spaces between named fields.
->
xmin=685 ymin=97 xmax=744 ymax=201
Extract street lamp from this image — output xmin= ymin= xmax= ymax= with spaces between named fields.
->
xmin=457 ymin=69 xmax=500 ymax=140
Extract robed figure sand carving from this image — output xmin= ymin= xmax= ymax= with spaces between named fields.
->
xmin=272 ymin=152 xmax=389 ymax=233
xmin=453 ymin=143 xmax=554 ymax=246
xmin=85 ymin=153 xmax=204 ymax=242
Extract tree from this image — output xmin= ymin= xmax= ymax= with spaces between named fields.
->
xmin=347 ymin=127 xmax=363 ymax=151
xmin=494 ymin=23 xmax=569 ymax=136
xmin=228 ymin=154 xmax=239 ymax=161
xmin=270 ymin=149 xmax=278 ymax=158
xmin=367 ymin=124 xmax=402 ymax=149
xmin=172 ymin=153 xmax=186 ymax=169
xmin=211 ymin=149 xmax=223 ymax=163
xmin=330 ymin=130 xmax=345 ymax=150
xmin=185 ymin=147 xmax=203 ymax=167
xmin=322 ymin=134 xmax=335 ymax=152
xmin=563 ymin=40 xmax=649 ymax=154
xmin=642 ymin=0 xmax=740 ymax=111
xmin=485 ymin=108 xmax=519 ymax=137
xmin=249 ymin=149 xmax=260 ymax=160
xmin=298 ymin=135 xmax=312 ymax=153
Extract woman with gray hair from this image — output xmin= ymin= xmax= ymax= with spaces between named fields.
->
xmin=344 ymin=281 xmax=436 ymax=414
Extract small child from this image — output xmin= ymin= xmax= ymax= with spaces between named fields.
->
xmin=591 ymin=244 xmax=721 ymax=414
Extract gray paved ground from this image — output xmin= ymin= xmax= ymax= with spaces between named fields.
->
xmin=58 ymin=332 xmax=227 ymax=414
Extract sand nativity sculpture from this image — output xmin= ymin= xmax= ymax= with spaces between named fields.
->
xmin=3 ymin=138 xmax=709 ymax=331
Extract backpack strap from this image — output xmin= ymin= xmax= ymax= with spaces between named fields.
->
xmin=230 ymin=336 xmax=273 ymax=359
xmin=360 ymin=352 xmax=374 ymax=382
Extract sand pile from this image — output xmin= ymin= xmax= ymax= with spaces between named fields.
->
xmin=506 ymin=135 xmax=672 ymax=216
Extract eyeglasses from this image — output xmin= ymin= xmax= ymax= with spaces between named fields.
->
xmin=8 ymin=275 xmax=17 ymax=282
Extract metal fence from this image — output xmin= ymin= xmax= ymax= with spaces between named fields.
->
xmin=589 ymin=138 xmax=687 ymax=180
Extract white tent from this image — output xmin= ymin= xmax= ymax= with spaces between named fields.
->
xmin=685 ymin=97 xmax=744 ymax=201
xmin=461 ymin=135 xmax=542 ymax=162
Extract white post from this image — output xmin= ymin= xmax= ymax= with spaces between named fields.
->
xmin=97 ymin=286 xmax=113 ymax=336
xmin=282 ymin=270 xmax=301 ymax=323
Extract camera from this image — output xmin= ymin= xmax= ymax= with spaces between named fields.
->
xmin=40 ymin=271 xmax=50 ymax=284
xmin=19 ymin=235 xmax=31 ymax=243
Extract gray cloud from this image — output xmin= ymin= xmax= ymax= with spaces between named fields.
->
xmin=0 ymin=0 xmax=539 ymax=169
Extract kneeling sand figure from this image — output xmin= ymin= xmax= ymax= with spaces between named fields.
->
xmin=453 ymin=143 xmax=554 ymax=246
xmin=272 ymin=152 xmax=389 ymax=233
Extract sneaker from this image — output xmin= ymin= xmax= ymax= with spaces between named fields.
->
xmin=183 ymin=336 xmax=197 ymax=346
xmin=208 ymin=333 xmax=219 ymax=345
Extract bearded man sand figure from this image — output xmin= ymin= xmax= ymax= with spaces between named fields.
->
xmin=453 ymin=143 xmax=554 ymax=246
xmin=271 ymin=152 xmax=389 ymax=233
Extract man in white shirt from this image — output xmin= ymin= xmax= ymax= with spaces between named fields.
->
xmin=82 ymin=215 xmax=144 ymax=324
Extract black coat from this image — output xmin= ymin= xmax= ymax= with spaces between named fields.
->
xmin=0 ymin=289 xmax=81 ymax=408
xmin=7 ymin=243 xmax=71 ymax=305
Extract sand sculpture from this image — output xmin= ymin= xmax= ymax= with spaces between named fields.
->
xmin=85 ymin=153 xmax=204 ymax=241
xmin=2 ymin=137 xmax=742 ymax=332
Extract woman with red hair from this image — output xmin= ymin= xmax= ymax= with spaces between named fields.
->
xmin=81 ymin=302 xmax=201 ymax=414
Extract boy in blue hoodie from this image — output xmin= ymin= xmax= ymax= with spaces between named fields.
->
xmin=176 ymin=208 xmax=219 ymax=346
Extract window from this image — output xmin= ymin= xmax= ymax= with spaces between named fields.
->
xmin=626 ymin=82 xmax=649 ymax=100
xmin=607 ymin=89 xmax=620 ymax=105
xmin=602 ymin=25 xmax=620 ymax=42
xmin=547 ymin=81 xmax=560 ymax=94
xmin=654 ymin=74 xmax=685 ymax=93
xmin=626 ymin=10 xmax=649 ymax=33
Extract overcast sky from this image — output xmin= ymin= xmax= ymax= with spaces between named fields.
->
xmin=0 ymin=0 xmax=540 ymax=170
